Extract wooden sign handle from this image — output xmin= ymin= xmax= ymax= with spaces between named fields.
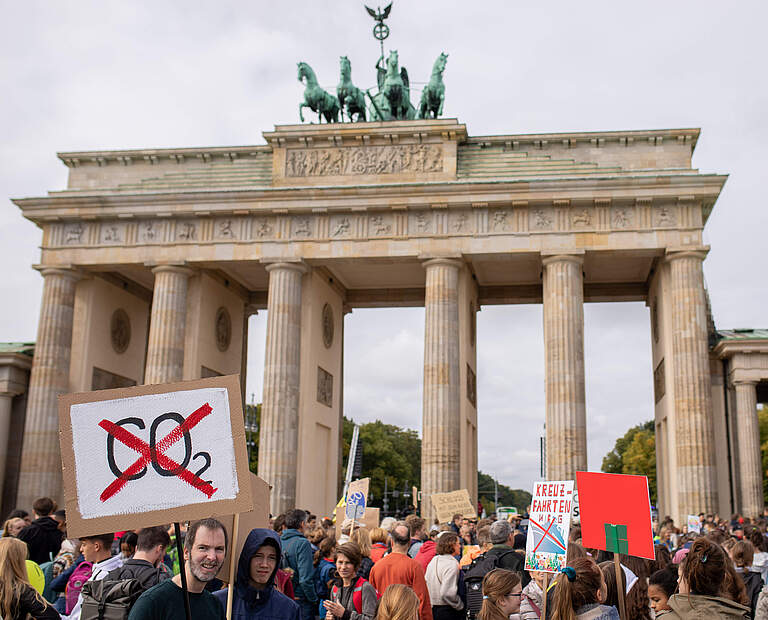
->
xmin=226 ymin=513 xmax=240 ymax=620
xmin=174 ymin=522 xmax=192 ymax=620
xmin=613 ymin=554 xmax=627 ymax=620
xmin=541 ymin=573 xmax=549 ymax=620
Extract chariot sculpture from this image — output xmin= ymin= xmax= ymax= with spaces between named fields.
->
xmin=296 ymin=3 xmax=447 ymax=124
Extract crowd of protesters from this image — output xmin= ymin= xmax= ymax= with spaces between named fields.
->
xmin=2 ymin=497 xmax=768 ymax=620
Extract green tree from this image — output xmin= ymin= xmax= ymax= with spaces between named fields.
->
xmin=477 ymin=471 xmax=532 ymax=515
xmin=601 ymin=420 xmax=657 ymax=504
xmin=342 ymin=417 xmax=421 ymax=511
xmin=245 ymin=403 xmax=260 ymax=474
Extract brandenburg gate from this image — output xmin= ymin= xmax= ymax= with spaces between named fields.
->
xmin=13 ymin=117 xmax=757 ymax=523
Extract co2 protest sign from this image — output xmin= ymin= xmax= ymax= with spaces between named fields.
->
xmin=59 ymin=375 xmax=252 ymax=539
xmin=524 ymin=480 xmax=574 ymax=573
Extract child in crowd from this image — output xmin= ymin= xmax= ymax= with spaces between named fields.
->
xmin=648 ymin=567 xmax=677 ymax=616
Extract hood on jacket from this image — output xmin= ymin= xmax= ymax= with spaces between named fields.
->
xmin=236 ymin=528 xmax=282 ymax=607
xmin=667 ymin=593 xmax=750 ymax=620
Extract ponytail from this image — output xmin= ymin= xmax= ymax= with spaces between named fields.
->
xmin=552 ymin=558 xmax=603 ymax=620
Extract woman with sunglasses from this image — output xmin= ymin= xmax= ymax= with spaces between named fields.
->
xmin=478 ymin=569 xmax=523 ymax=620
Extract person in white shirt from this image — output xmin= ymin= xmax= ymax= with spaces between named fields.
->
xmin=64 ymin=532 xmax=123 ymax=620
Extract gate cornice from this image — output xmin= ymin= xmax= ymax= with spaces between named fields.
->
xmin=14 ymin=172 xmax=727 ymax=225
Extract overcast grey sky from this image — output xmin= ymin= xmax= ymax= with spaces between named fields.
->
xmin=2 ymin=1 xmax=766 ymax=491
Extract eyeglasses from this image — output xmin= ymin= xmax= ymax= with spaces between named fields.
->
xmin=506 ymin=593 xmax=523 ymax=598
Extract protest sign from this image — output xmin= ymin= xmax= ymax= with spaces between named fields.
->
xmin=430 ymin=489 xmax=476 ymax=524
xmin=59 ymin=374 xmax=252 ymax=539
xmin=346 ymin=478 xmax=370 ymax=521
xmin=687 ymin=515 xmax=701 ymax=534
xmin=524 ymin=480 xmax=574 ymax=573
xmin=218 ymin=473 xmax=271 ymax=583
xmin=334 ymin=507 xmax=380 ymax=538
xmin=575 ymin=471 xmax=654 ymax=560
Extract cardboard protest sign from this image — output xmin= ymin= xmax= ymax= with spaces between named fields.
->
xmin=524 ymin=480 xmax=574 ymax=573
xmin=217 ymin=474 xmax=271 ymax=583
xmin=59 ymin=375 xmax=252 ymax=539
xmin=334 ymin=507 xmax=380 ymax=538
xmin=575 ymin=471 xmax=655 ymax=560
xmin=687 ymin=515 xmax=701 ymax=534
xmin=430 ymin=489 xmax=476 ymax=523
xmin=345 ymin=478 xmax=370 ymax=521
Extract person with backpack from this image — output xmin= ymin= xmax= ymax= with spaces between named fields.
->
xmin=0 ymin=537 xmax=60 ymax=619
xmin=463 ymin=521 xmax=523 ymax=619
xmin=81 ymin=525 xmax=172 ymax=619
xmin=63 ymin=532 xmax=123 ymax=620
xmin=213 ymin=527 xmax=300 ymax=620
xmin=315 ymin=536 xmax=338 ymax=611
xmin=323 ymin=543 xmax=377 ymax=620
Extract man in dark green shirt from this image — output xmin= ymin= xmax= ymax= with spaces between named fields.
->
xmin=129 ymin=518 xmax=228 ymax=620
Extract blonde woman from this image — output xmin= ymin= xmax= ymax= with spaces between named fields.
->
xmin=0 ymin=537 xmax=60 ymax=618
xmin=376 ymin=584 xmax=421 ymax=620
xmin=351 ymin=528 xmax=375 ymax=580
xmin=2 ymin=517 xmax=26 ymax=538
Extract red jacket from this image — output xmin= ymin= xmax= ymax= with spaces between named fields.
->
xmin=414 ymin=540 xmax=436 ymax=573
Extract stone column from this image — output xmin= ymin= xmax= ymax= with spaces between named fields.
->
xmin=144 ymin=265 xmax=193 ymax=385
xmin=666 ymin=249 xmax=718 ymax=516
xmin=18 ymin=267 xmax=80 ymax=509
xmin=258 ymin=262 xmax=306 ymax=514
xmin=734 ymin=380 xmax=763 ymax=517
xmin=0 ymin=393 xmax=14 ymax=502
xmin=421 ymin=258 xmax=462 ymax=520
xmin=542 ymin=253 xmax=587 ymax=480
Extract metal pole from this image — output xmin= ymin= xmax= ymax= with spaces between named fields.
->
xmin=494 ymin=474 xmax=499 ymax=515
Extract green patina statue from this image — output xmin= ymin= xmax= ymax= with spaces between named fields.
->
xmin=296 ymin=3 xmax=447 ymax=124
xmin=337 ymin=56 xmax=366 ymax=122
xmin=369 ymin=50 xmax=416 ymax=121
xmin=418 ymin=52 xmax=448 ymax=119
xmin=297 ymin=61 xmax=339 ymax=123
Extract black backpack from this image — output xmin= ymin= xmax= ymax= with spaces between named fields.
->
xmin=462 ymin=550 xmax=517 ymax=618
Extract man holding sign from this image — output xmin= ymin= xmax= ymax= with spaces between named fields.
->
xmin=129 ymin=518 xmax=228 ymax=620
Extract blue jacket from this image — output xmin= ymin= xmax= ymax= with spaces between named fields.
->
xmin=214 ymin=529 xmax=300 ymax=620
xmin=281 ymin=529 xmax=317 ymax=603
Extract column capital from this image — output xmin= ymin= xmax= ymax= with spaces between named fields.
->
xmin=664 ymin=246 xmax=710 ymax=263
xmin=263 ymin=260 xmax=309 ymax=275
xmin=32 ymin=265 xmax=83 ymax=281
xmin=421 ymin=257 xmax=464 ymax=270
xmin=541 ymin=251 xmax=585 ymax=267
xmin=733 ymin=379 xmax=758 ymax=387
xmin=150 ymin=263 xmax=195 ymax=277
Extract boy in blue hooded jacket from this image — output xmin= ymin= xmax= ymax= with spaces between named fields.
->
xmin=215 ymin=528 xmax=301 ymax=620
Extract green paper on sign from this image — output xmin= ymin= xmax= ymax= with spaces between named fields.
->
xmin=604 ymin=523 xmax=629 ymax=555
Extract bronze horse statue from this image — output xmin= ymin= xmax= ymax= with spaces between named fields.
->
xmin=369 ymin=50 xmax=415 ymax=121
xmin=418 ymin=53 xmax=448 ymax=119
xmin=297 ymin=61 xmax=339 ymax=123
xmin=337 ymin=56 xmax=366 ymax=122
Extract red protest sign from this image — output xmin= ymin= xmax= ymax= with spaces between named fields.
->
xmin=575 ymin=471 xmax=654 ymax=560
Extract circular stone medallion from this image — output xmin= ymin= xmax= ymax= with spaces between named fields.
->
xmin=322 ymin=303 xmax=334 ymax=349
xmin=110 ymin=308 xmax=131 ymax=354
xmin=215 ymin=307 xmax=232 ymax=352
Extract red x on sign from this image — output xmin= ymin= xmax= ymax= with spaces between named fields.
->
xmin=98 ymin=402 xmax=218 ymax=502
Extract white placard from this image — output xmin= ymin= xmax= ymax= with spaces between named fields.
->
xmin=524 ymin=480 xmax=574 ymax=573
xmin=71 ymin=387 xmax=238 ymax=519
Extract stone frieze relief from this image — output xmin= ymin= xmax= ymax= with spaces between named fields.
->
xmin=285 ymin=144 xmax=444 ymax=177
